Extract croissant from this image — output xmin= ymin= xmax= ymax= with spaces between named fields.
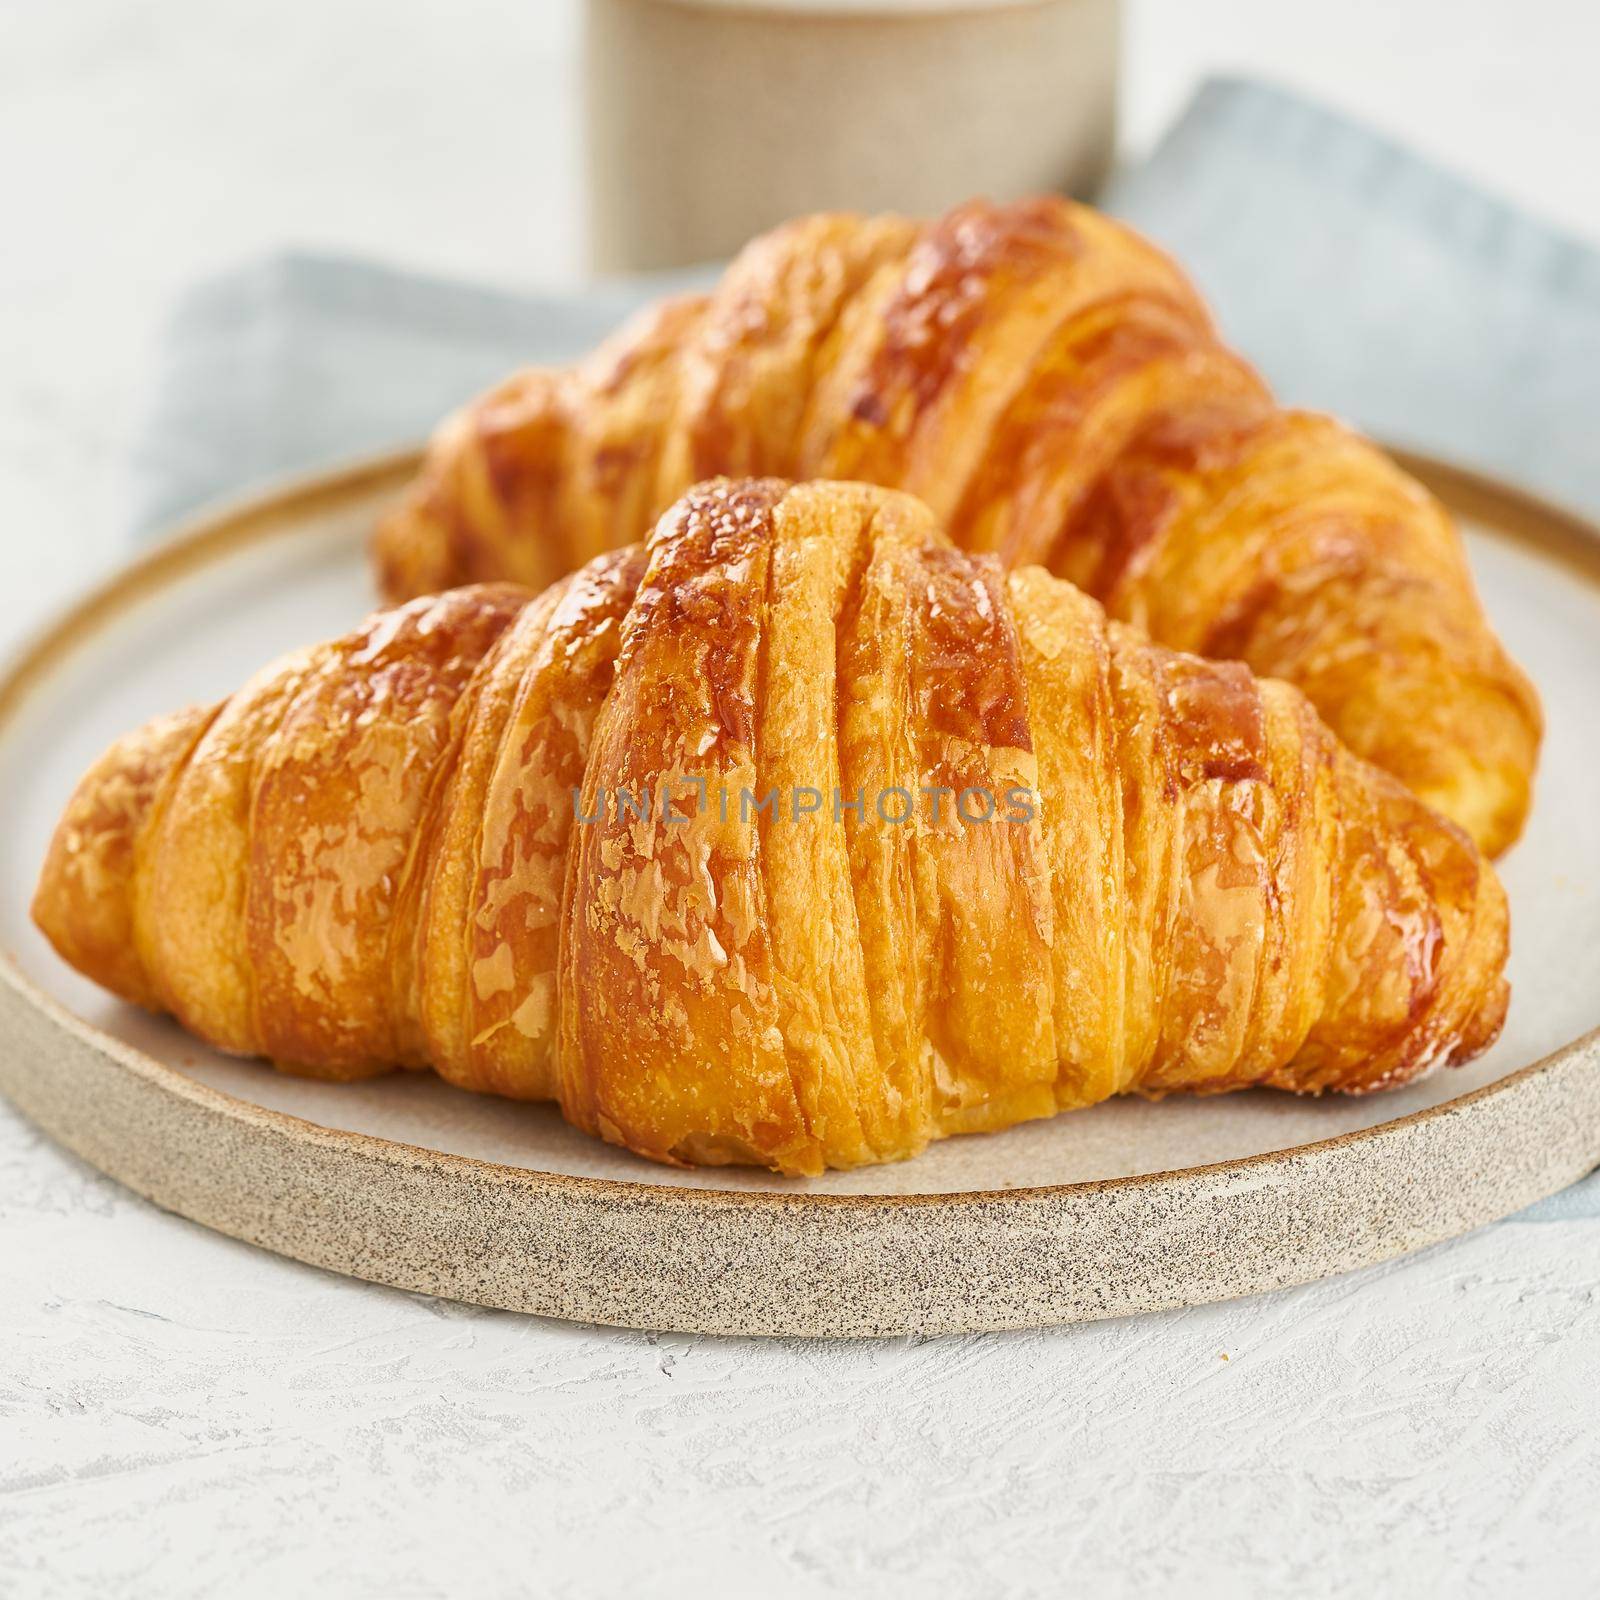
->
xmin=373 ymin=197 xmax=1541 ymax=858
xmin=38 ymin=480 xmax=1510 ymax=1175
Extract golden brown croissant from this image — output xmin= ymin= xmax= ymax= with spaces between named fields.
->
xmin=374 ymin=197 xmax=1541 ymax=857
xmin=38 ymin=480 xmax=1510 ymax=1175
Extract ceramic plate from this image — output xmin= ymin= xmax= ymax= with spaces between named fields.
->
xmin=0 ymin=449 xmax=1595 ymax=1335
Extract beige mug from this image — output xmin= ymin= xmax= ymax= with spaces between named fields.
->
xmin=584 ymin=0 xmax=1121 ymax=272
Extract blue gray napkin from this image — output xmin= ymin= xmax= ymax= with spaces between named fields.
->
xmin=1103 ymin=78 xmax=1600 ymax=521
xmin=131 ymin=76 xmax=1599 ymax=1219
xmin=131 ymin=255 xmax=712 ymax=537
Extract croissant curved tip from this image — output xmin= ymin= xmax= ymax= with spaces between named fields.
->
xmin=370 ymin=497 xmax=455 ymax=605
xmin=32 ymin=704 xmax=216 ymax=1012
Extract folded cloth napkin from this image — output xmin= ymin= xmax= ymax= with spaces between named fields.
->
xmin=130 ymin=76 xmax=1599 ymax=1218
xmin=1102 ymin=78 xmax=1600 ymax=519
xmin=131 ymin=256 xmax=712 ymax=537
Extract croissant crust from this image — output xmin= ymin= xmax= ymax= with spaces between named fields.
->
xmin=373 ymin=198 xmax=1541 ymax=856
xmin=37 ymin=481 xmax=1510 ymax=1174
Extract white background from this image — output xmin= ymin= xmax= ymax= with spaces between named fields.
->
xmin=3 ymin=3 xmax=1599 ymax=1594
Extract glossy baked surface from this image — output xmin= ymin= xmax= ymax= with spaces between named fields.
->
xmin=374 ymin=198 xmax=1541 ymax=856
xmin=37 ymin=481 xmax=1509 ymax=1174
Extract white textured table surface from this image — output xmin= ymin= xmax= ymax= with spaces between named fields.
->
xmin=4 ymin=3 xmax=1600 ymax=1594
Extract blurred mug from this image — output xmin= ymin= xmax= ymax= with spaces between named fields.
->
xmin=585 ymin=0 xmax=1120 ymax=272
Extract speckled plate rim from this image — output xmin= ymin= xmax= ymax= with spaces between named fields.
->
xmin=1 ymin=446 xmax=1596 ymax=1339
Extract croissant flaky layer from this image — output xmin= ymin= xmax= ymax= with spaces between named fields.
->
xmin=38 ymin=482 xmax=1510 ymax=1174
xmin=374 ymin=197 xmax=1541 ymax=857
